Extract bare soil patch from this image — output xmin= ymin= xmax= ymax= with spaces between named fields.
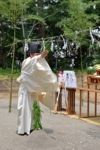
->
xmin=0 ymin=79 xmax=19 ymax=99
xmin=0 ymin=76 xmax=100 ymax=103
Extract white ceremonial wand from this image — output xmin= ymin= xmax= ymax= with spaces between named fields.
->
xmin=54 ymin=88 xmax=60 ymax=113
xmin=63 ymin=86 xmax=67 ymax=109
xmin=42 ymin=38 xmax=45 ymax=51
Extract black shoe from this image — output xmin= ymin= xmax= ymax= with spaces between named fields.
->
xmin=16 ymin=131 xmax=26 ymax=136
xmin=30 ymin=130 xmax=33 ymax=133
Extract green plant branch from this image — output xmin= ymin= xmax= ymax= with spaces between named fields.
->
xmin=33 ymin=100 xmax=43 ymax=130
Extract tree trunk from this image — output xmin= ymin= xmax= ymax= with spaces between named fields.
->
xmin=38 ymin=0 xmax=45 ymax=38
xmin=1 ymin=21 xmax=7 ymax=68
xmin=2 ymin=51 xmax=6 ymax=68
xmin=38 ymin=23 xmax=45 ymax=38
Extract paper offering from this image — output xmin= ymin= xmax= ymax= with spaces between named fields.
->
xmin=63 ymin=71 xmax=77 ymax=88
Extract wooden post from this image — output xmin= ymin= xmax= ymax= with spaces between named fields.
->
xmin=66 ymin=87 xmax=76 ymax=115
xmin=79 ymin=90 xmax=82 ymax=118
xmin=87 ymin=84 xmax=90 ymax=117
xmin=95 ymin=85 xmax=97 ymax=116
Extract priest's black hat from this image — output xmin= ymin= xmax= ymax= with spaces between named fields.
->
xmin=29 ymin=42 xmax=41 ymax=54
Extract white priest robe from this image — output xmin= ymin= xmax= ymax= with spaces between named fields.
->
xmin=17 ymin=55 xmax=59 ymax=134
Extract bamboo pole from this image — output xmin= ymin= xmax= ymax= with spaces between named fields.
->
xmin=9 ymin=25 xmax=16 ymax=112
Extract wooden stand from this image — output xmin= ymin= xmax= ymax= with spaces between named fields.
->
xmin=87 ymin=75 xmax=100 ymax=84
xmin=54 ymin=87 xmax=76 ymax=115
xmin=67 ymin=87 xmax=76 ymax=114
xmin=96 ymin=69 xmax=100 ymax=75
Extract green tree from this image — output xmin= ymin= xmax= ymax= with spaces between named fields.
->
xmin=57 ymin=0 xmax=99 ymax=86
xmin=0 ymin=0 xmax=45 ymax=112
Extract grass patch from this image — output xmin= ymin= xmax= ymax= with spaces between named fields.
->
xmin=74 ymin=69 xmax=87 ymax=77
xmin=0 ymin=75 xmax=9 ymax=80
xmin=0 ymin=68 xmax=20 ymax=80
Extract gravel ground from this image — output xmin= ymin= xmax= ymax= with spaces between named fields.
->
xmin=0 ymin=98 xmax=100 ymax=150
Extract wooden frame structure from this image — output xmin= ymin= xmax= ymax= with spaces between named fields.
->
xmin=77 ymin=87 xmax=100 ymax=118
xmin=54 ymin=70 xmax=100 ymax=118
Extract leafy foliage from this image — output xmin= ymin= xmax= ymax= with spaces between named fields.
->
xmin=0 ymin=0 xmax=100 ymax=72
xmin=33 ymin=100 xmax=43 ymax=130
xmin=57 ymin=0 xmax=99 ymax=42
xmin=92 ymin=50 xmax=100 ymax=65
xmin=0 ymin=0 xmax=30 ymax=25
xmin=57 ymin=0 xmax=100 ymax=86
xmin=0 ymin=0 xmax=45 ymax=25
xmin=86 ymin=66 xmax=96 ymax=74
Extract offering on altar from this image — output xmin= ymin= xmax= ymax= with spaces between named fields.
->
xmin=63 ymin=71 xmax=77 ymax=88
xmin=58 ymin=70 xmax=77 ymax=88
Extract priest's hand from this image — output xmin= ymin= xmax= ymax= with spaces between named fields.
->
xmin=41 ymin=50 xmax=49 ymax=58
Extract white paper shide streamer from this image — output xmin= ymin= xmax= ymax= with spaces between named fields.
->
xmin=90 ymin=29 xmax=94 ymax=44
xmin=24 ymin=39 xmax=29 ymax=52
